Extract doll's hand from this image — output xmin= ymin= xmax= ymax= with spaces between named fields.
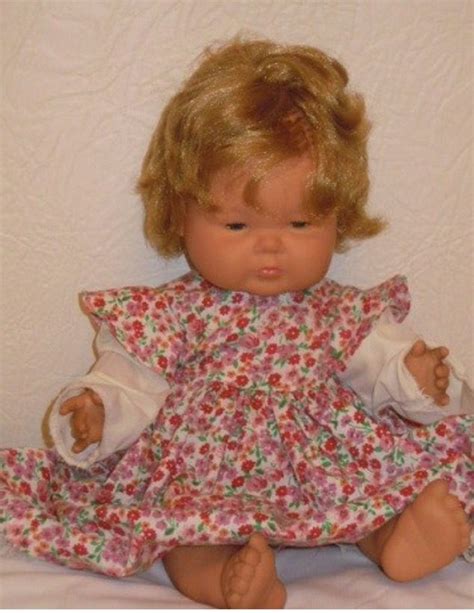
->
xmin=404 ymin=340 xmax=450 ymax=407
xmin=59 ymin=389 xmax=105 ymax=453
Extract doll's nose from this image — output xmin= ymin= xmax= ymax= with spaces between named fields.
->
xmin=254 ymin=231 xmax=283 ymax=253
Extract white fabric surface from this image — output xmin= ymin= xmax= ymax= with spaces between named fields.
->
xmin=0 ymin=542 xmax=472 ymax=609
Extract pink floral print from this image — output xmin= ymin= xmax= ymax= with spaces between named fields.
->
xmin=0 ymin=272 xmax=472 ymax=577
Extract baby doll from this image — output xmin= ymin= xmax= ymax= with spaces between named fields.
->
xmin=0 ymin=37 xmax=472 ymax=609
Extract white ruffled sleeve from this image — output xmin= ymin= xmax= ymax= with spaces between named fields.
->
xmin=341 ymin=311 xmax=474 ymax=424
xmin=49 ymin=325 xmax=170 ymax=468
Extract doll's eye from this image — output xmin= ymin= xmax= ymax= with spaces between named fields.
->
xmin=291 ymin=221 xmax=310 ymax=228
xmin=226 ymin=223 xmax=247 ymax=231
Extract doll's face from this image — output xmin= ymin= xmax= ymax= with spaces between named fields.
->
xmin=182 ymin=155 xmax=337 ymax=296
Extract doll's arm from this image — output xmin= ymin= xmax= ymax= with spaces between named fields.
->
xmin=49 ymin=325 xmax=170 ymax=468
xmin=340 ymin=311 xmax=474 ymax=424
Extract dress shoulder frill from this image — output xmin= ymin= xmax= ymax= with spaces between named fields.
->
xmin=80 ymin=275 xmax=193 ymax=384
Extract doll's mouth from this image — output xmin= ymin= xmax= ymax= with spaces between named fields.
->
xmin=257 ymin=267 xmax=283 ymax=279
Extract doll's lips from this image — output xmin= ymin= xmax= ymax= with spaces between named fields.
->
xmin=257 ymin=267 xmax=282 ymax=279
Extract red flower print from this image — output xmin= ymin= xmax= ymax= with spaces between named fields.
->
xmin=339 ymin=329 xmax=351 ymax=340
xmin=242 ymin=460 xmax=255 ymax=472
xmin=251 ymin=398 xmax=263 ymax=410
xmin=95 ymin=506 xmax=107 ymax=519
xmin=93 ymin=297 xmax=105 ymax=308
xmin=289 ymin=354 xmax=300 ymax=365
xmin=238 ymin=524 xmax=253 ymax=536
xmin=305 ymin=356 xmax=316 ymax=368
xmin=200 ymin=403 xmax=213 ymax=414
xmin=202 ymin=296 xmax=214 ymax=308
xmin=354 ymin=411 xmax=366 ymax=423
xmin=415 ymin=470 xmax=428 ymax=480
xmin=240 ymin=352 xmax=254 ymax=363
xmin=266 ymin=344 xmax=278 ymax=355
xmin=152 ymin=469 xmax=165 ymax=482
xmin=19 ymin=482 xmax=32 ymax=496
xmin=220 ymin=305 xmax=230 ymax=315
xmin=342 ymin=484 xmax=355 ymax=495
xmin=442 ymin=450 xmax=457 ymax=465
xmin=125 ymin=483 xmax=136 ymax=495
xmin=132 ymin=320 xmax=144 ymax=337
xmin=158 ymin=355 xmax=168 ymax=370
xmin=170 ymin=414 xmax=183 ymax=427
xmin=376 ymin=425 xmax=391 ymax=438
xmin=435 ymin=423 xmax=448 ymax=437
xmin=276 ymin=486 xmax=288 ymax=497
xmin=154 ymin=299 xmax=166 ymax=310
xmin=237 ymin=317 xmax=250 ymax=329
xmin=41 ymin=468 xmax=51 ymax=480
xmin=286 ymin=327 xmax=299 ymax=340
xmin=226 ymin=333 xmax=238 ymax=343
xmin=296 ymin=461 xmax=307 ymax=477
xmin=309 ymin=526 xmax=322 ymax=539
xmin=370 ymin=459 xmax=381 ymax=470
xmin=324 ymin=437 xmax=338 ymax=452
xmin=236 ymin=375 xmax=249 ymax=387
xmin=200 ymin=443 xmax=210 ymax=455
xmin=363 ymin=443 xmax=374 ymax=455
xmin=364 ymin=484 xmax=377 ymax=496
xmin=127 ymin=509 xmax=141 ymax=523
xmin=268 ymin=373 xmax=281 ymax=386
xmin=73 ymin=543 xmax=88 ymax=556
xmin=144 ymin=528 xmax=157 ymax=541
xmin=254 ymin=513 xmax=268 ymax=523
xmin=232 ymin=476 xmax=244 ymax=488
xmin=400 ymin=486 xmax=414 ymax=497
xmin=220 ymin=386 xmax=234 ymax=399
xmin=373 ymin=516 xmax=386 ymax=528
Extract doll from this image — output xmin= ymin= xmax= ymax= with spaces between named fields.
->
xmin=0 ymin=37 xmax=472 ymax=609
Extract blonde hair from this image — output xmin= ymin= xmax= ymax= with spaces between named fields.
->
xmin=138 ymin=37 xmax=385 ymax=257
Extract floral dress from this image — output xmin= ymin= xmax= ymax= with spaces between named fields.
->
xmin=0 ymin=272 xmax=472 ymax=577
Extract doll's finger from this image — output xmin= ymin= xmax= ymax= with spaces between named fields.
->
xmin=72 ymin=439 xmax=90 ymax=454
xmin=431 ymin=346 xmax=449 ymax=361
xmin=85 ymin=388 xmax=103 ymax=407
xmin=60 ymin=397 xmax=82 ymax=415
xmin=435 ymin=364 xmax=450 ymax=378
xmin=407 ymin=339 xmax=427 ymax=358
xmin=435 ymin=377 xmax=449 ymax=391
xmin=435 ymin=393 xmax=450 ymax=407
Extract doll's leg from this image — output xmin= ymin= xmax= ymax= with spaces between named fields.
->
xmin=163 ymin=533 xmax=286 ymax=608
xmin=357 ymin=480 xmax=471 ymax=581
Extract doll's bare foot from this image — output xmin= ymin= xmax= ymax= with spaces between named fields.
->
xmin=221 ymin=534 xmax=287 ymax=608
xmin=360 ymin=480 xmax=470 ymax=582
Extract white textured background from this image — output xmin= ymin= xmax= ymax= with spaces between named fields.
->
xmin=1 ymin=0 xmax=472 ymax=448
